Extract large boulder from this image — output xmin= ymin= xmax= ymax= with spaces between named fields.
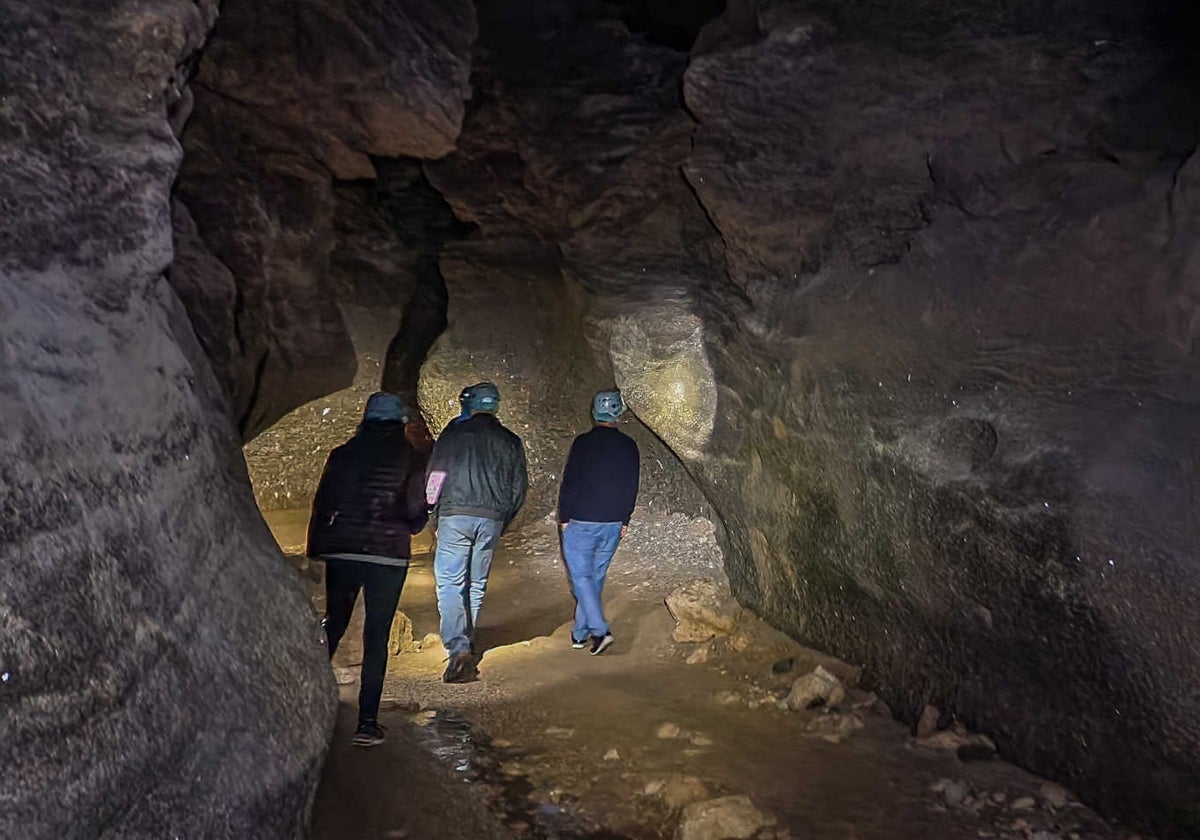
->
xmin=0 ymin=2 xmax=334 ymax=837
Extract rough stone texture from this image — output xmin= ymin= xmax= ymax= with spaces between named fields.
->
xmin=413 ymin=0 xmax=1200 ymax=831
xmin=675 ymin=795 xmax=772 ymax=840
xmin=805 ymin=711 xmax=866 ymax=742
xmin=0 ymin=3 xmax=335 ymax=837
xmin=244 ymin=303 xmax=399 ymax=510
xmin=785 ymin=665 xmax=846 ymax=711
xmin=418 ymin=241 xmax=709 ymax=520
xmin=171 ymin=0 xmax=476 ymax=440
xmin=665 ymin=580 xmax=739 ymax=642
xmin=679 ymin=8 xmax=1200 ymax=831
xmin=244 ymin=161 xmax=468 ymax=509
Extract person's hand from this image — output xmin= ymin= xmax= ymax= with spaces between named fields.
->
xmin=560 ymin=522 xmax=568 ymax=533
xmin=620 ymin=524 xmax=628 ymax=539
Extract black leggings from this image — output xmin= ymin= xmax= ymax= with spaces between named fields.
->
xmin=324 ymin=559 xmax=408 ymax=725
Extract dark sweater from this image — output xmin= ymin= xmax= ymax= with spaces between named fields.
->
xmin=557 ymin=426 xmax=640 ymax=525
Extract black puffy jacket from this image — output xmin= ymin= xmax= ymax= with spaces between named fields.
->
xmin=307 ymin=422 xmax=428 ymax=561
xmin=427 ymin=413 xmax=527 ymax=527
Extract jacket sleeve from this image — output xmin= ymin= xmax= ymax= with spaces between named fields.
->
xmin=620 ymin=438 xmax=641 ymax=525
xmin=405 ymin=452 xmax=430 ymax=534
xmin=307 ymin=450 xmax=341 ymax=556
xmin=506 ymin=438 xmax=528 ymax=528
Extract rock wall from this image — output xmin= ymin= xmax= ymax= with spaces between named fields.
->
xmin=421 ymin=0 xmax=1200 ymax=832
xmin=0 ymin=3 xmax=335 ymax=837
xmin=679 ymin=11 xmax=1200 ymax=831
xmin=245 ymin=160 xmax=471 ymax=510
xmin=171 ymin=0 xmax=476 ymax=440
xmin=419 ymin=241 xmax=708 ymax=521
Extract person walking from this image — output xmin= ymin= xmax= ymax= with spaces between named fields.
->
xmin=307 ymin=392 xmax=428 ymax=747
xmin=558 ymin=389 xmax=640 ymax=656
xmin=426 ymin=381 xmax=528 ymax=683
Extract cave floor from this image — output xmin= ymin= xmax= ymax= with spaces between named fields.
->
xmin=263 ymin=510 xmax=1144 ymax=840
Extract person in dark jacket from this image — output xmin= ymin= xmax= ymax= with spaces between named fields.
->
xmin=425 ymin=381 xmax=528 ymax=682
xmin=307 ymin=392 xmax=428 ymax=746
xmin=557 ymin=389 xmax=640 ymax=656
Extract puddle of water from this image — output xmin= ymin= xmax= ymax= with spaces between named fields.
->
xmin=407 ymin=709 xmax=633 ymax=839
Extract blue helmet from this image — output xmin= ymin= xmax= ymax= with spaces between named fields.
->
xmin=362 ymin=391 xmax=409 ymax=424
xmin=592 ymin=389 xmax=625 ymax=423
xmin=463 ymin=381 xmax=501 ymax=414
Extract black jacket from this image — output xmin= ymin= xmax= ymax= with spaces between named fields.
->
xmin=428 ymin=413 xmax=527 ymax=527
xmin=307 ymin=422 xmax=428 ymax=562
xmin=558 ymin=425 xmax=640 ymax=525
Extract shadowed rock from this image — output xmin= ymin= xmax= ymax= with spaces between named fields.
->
xmin=0 ymin=2 xmax=335 ymax=837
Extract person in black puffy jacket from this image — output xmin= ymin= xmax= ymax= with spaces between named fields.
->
xmin=307 ymin=392 xmax=428 ymax=747
xmin=425 ymin=381 xmax=528 ymax=682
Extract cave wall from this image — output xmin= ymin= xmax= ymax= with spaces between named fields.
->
xmin=170 ymin=0 xmax=477 ymax=440
xmin=245 ymin=159 xmax=468 ymax=510
xmin=0 ymin=3 xmax=335 ymax=837
xmin=679 ymin=11 xmax=1200 ymax=830
xmin=422 ymin=0 xmax=1200 ymax=831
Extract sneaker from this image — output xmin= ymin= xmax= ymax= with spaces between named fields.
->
xmin=590 ymin=633 xmax=615 ymax=656
xmin=442 ymin=651 xmax=474 ymax=683
xmin=571 ymin=636 xmax=588 ymax=650
xmin=352 ymin=720 xmax=386 ymax=747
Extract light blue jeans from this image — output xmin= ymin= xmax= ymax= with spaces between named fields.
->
xmin=434 ymin=515 xmax=505 ymax=656
xmin=562 ymin=520 xmax=623 ymax=640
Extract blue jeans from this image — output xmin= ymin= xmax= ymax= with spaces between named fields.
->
xmin=562 ymin=520 xmax=623 ymax=639
xmin=434 ymin=515 xmax=504 ymax=656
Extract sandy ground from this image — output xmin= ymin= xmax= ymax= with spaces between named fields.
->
xmin=264 ymin=509 xmax=1146 ymax=840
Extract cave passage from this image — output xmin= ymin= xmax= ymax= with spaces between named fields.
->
xmin=3 ymin=0 xmax=1199 ymax=839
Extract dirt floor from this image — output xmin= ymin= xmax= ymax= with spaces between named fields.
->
xmin=264 ymin=509 xmax=1149 ymax=840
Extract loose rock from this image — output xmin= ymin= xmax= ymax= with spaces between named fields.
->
xmin=1040 ymin=782 xmax=1070 ymax=809
xmin=785 ymin=665 xmax=845 ymax=710
xmin=804 ymin=711 xmax=864 ymax=742
xmin=387 ymin=611 xmax=417 ymax=655
xmin=656 ymin=722 xmax=683 ymax=739
xmin=676 ymin=795 xmax=772 ymax=840
xmin=686 ymin=646 xmax=711 ymax=665
xmin=665 ymin=580 xmax=738 ymax=642
xmin=604 ymin=748 xmax=621 ymax=761
xmin=661 ymin=776 xmax=710 ymax=810
xmin=917 ymin=705 xmax=941 ymax=738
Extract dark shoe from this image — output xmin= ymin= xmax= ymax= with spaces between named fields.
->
xmin=443 ymin=651 xmax=474 ymax=683
xmin=590 ymin=633 xmax=615 ymax=656
xmin=352 ymin=720 xmax=386 ymax=747
xmin=571 ymin=635 xmax=588 ymax=650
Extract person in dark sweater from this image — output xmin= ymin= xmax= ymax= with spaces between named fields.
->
xmin=557 ymin=389 xmax=640 ymax=655
xmin=307 ymin=392 xmax=428 ymax=747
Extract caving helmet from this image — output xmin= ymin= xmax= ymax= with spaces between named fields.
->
xmin=592 ymin=389 xmax=626 ymax=423
xmin=463 ymin=381 xmax=501 ymax=414
xmin=362 ymin=391 xmax=409 ymax=424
